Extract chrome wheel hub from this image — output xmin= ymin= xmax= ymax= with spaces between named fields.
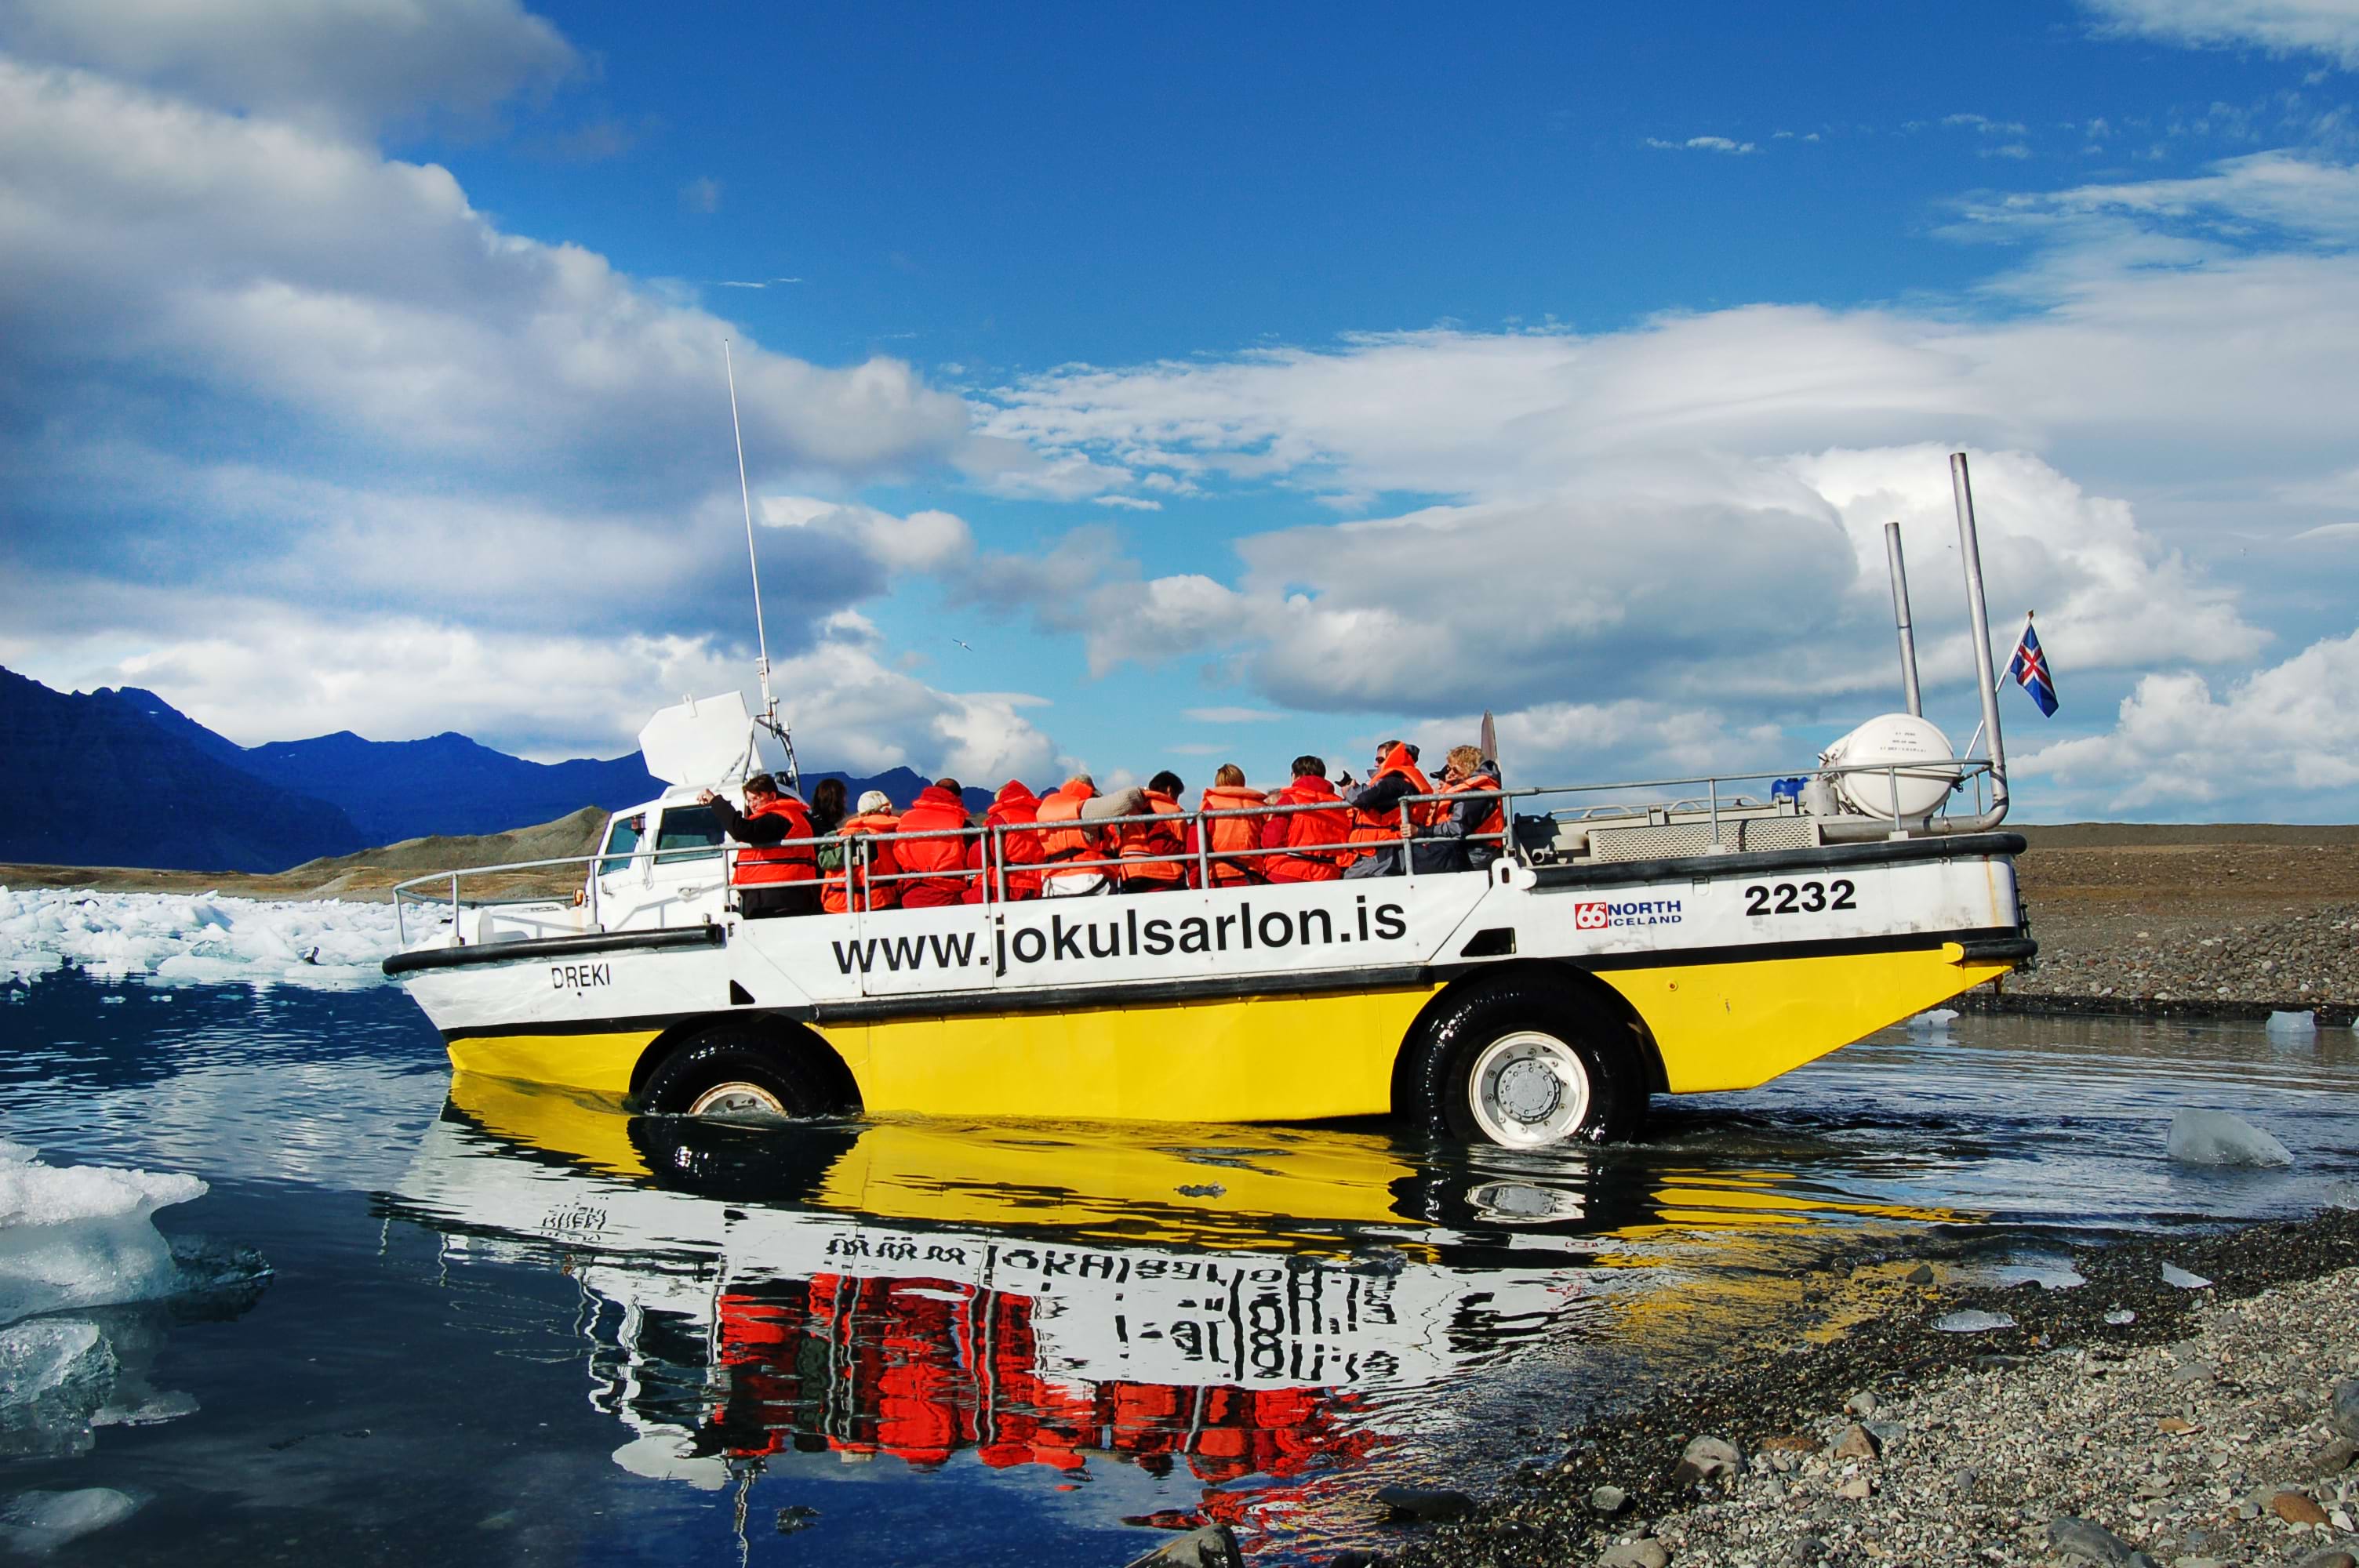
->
xmin=686 ymin=1080 xmax=788 ymax=1120
xmin=1467 ymin=1030 xmax=1592 ymax=1148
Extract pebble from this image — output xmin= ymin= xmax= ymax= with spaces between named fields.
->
xmin=1374 ymin=1486 xmax=1474 ymax=1523
xmin=1670 ymin=1436 xmax=1743 ymax=1486
xmin=1120 ymin=1525 xmax=1243 ymax=1568
xmin=1589 ymin=1486 xmax=1630 ymax=1515
xmin=1903 ymin=1264 xmax=1936 ymax=1285
xmin=1597 ymin=1541 xmax=1669 ymax=1568
xmin=2270 ymin=1490 xmax=2329 ymax=1526
xmin=2295 ymin=1552 xmax=2358 ymax=1568
xmin=2047 ymin=1515 xmax=2160 ymax=1566
xmin=1830 ymin=1425 xmax=1880 ymax=1461
xmin=2333 ymin=1377 xmax=2359 ymax=1441
xmin=1844 ymin=1392 xmax=1878 ymax=1417
xmin=1834 ymin=1476 xmax=1872 ymax=1501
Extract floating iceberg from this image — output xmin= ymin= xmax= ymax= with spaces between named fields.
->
xmin=0 ymin=1487 xmax=141 ymax=1554
xmin=1907 ymin=1007 xmax=1961 ymax=1031
xmin=2165 ymin=1109 xmax=2295 ymax=1168
xmin=0 ymin=887 xmax=400 ymax=990
xmin=2266 ymin=1009 xmax=2316 ymax=1033
xmin=0 ymin=1146 xmax=206 ymax=1327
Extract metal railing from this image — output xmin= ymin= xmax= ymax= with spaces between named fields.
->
xmin=391 ymin=753 xmax=1999 ymax=946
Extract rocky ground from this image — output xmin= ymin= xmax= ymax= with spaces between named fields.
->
xmin=1374 ymin=1207 xmax=2359 ymax=1568
xmin=1973 ymin=828 xmax=2359 ymax=1025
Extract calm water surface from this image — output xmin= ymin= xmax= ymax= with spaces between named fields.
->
xmin=2 ymin=970 xmax=2355 ymax=1563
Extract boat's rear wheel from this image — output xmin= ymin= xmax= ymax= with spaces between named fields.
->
xmin=1407 ymin=975 xmax=1646 ymax=1148
xmin=641 ymin=1025 xmax=831 ymax=1123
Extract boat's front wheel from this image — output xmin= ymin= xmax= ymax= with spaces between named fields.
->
xmin=641 ymin=1025 xmax=831 ymax=1123
xmin=1407 ymin=975 xmax=1646 ymax=1148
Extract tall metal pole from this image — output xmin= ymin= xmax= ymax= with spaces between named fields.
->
xmin=1882 ymin=521 xmax=1922 ymax=717
xmin=1949 ymin=453 xmax=2008 ymax=817
xmin=725 ymin=342 xmax=776 ymax=732
xmin=725 ymin=341 xmax=797 ymax=794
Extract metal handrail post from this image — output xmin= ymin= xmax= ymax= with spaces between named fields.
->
xmin=449 ymin=873 xmax=462 ymax=942
xmin=994 ymin=823 xmax=1007 ymax=904
xmin=1707 ymin=778 xmax=1722 ymax=849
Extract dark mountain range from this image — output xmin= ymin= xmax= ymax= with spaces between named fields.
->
xmin=238 ymin=730 xmax=663 ymax=845
xmin=0 ymin=669 xmax=367 ymax=873
xmin=1 ymin=669 xmax=1003 ymax=873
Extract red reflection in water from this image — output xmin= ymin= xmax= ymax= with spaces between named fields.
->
xmin=704 ymin=1275 xmax=1379 ymax=1506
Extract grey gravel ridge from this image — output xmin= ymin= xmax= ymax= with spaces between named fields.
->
xmin=1387 ymin=1209 xmax=2359 ymax=1568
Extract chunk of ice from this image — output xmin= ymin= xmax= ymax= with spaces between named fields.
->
xmin=2266 ymin=1009 xmax=2317 ymax=1033
xmin=1934 ymin=1309 xmax=2016 ymax=1332
xmin=0 ymin=1147 xmax=206 ymax=1327
xmin=0 ymin=887 xmax=399 ymax=990
xmin=2161 ymin=1262 xmax=2212 ymax=1290
xmin=0 ymin=1321 xmax=114 ymax=1459
xmin=2165 ymin=1109 xmax=2294 ymax=1168
xmin=0 ymin=1487 xmax=141 ymax=1553
xmin=1908 ymin=1008 xmax=1961 ymax=1031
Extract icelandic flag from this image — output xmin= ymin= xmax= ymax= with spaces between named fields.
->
xmin=2007 ymin=618 xmax=2058 ymax=717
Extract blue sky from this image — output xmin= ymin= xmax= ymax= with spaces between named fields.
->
xmin=4 ymin=0 xmax=2358 ymax=819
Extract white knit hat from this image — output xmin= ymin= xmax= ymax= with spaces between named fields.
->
xmin=856 ymin=789 xmax=893 ymax=814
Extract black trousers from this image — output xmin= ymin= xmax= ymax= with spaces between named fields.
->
xmin=740 ymin=884 xmax=822 ymax=919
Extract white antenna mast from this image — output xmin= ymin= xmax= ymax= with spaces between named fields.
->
xmin=724 ymin=340 xmax=798 ymax=793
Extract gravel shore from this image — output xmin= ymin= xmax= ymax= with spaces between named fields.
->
xmin=1385 ymin=1209 xmax=2359 ymax=1568
xmin=1977 ymin=829 xmax=2359 ymax=1026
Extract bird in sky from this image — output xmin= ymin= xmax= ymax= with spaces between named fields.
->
xmin=951 ymin=637 xmax=973 ymax=652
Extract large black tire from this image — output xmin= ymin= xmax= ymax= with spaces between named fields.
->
xmin=639 ymin=1025 xmax=835 ymax=1123
xmin=1404 ymin=975 xmax=1648 ymax=1148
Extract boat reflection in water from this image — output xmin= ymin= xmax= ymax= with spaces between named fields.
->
xmin=384 ymin=1075 xmax=1965 ymax=1552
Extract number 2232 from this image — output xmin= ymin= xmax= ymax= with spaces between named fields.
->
xmin=1742 ymin=879 xmax=1856 ymax=916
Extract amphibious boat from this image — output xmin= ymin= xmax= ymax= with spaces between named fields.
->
xmin=383 ymin=454 xmax=2034 ymax=1147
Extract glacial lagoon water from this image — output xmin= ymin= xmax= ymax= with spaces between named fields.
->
xmin=2 ymin=965 xmax=2357 ymax=1564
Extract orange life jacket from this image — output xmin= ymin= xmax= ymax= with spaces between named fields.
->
xmin=732 ymin=795 xmax=818 ymax=885
xmin=1197 ymin=784 xmax=1268 ymax=887
xmin=1034 ymin=782 xmax=1110 ymax=884
xmin=1441 ymin=771 xmax=1505 ymax=841
xmin=964 ymin=781 xmax=1045 ymax=902
xmin=1267 ymin=775 xmax=1352 ymax=881
xmin=821 ymin=810 xmax=902 ymax=913
xmin=1118 ymin=789 xmax=1187 ymax=887
xmin=1347 ymin=746 xmax=1444 ymax=846
xmin=893 ymin=786 xmax=970 ymax=898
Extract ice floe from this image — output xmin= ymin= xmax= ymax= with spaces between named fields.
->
xmin=1932 ymin=1308 xmax=2016 ymax=1333
xmin=0 ymin=887 xmax=400 ymax=989
xmin=2165 ymin=1109 xmax=2295 ymax=1168
xmin=0 ymin=1487 xmax=142 ymax=1553
xmin=0 ymin=1145 xmax=206 ymax=1326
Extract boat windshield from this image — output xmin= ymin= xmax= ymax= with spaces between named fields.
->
xmin=598 ymin=813 xmax=645 ymax=877
xmin=652 ymin=804 xmax=726 ymax=864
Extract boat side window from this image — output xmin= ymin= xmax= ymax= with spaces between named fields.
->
xmin=598 ymin=814 xmax=645 ymax=876
xmin=652 ymin=804 xmax=727 ymax=865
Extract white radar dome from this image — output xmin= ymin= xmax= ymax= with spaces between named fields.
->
xmin=1819 ymin=713 xmax=1961 ymax=820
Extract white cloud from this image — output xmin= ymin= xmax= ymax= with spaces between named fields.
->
xmin=758 ymin=496 xmax=976 ymax=575
xmin=2016 ymin=625 xmax=2359 ymax=811
xmin=0 ymin=0 xmax=577 ymax=135
xmin=18 ymin=605 xmax=1059 ymax=783
xmin=0 ymin=56 xmax=980 ymax=742
xmin=2085 ymin=0 xmax=2359 ymax=68
xmin=1645 ymin=135 xmax=1760 ymax=154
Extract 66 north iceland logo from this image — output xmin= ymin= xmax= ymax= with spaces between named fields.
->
xmin=1574 ymin=898 xmax=1683 ymax=931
